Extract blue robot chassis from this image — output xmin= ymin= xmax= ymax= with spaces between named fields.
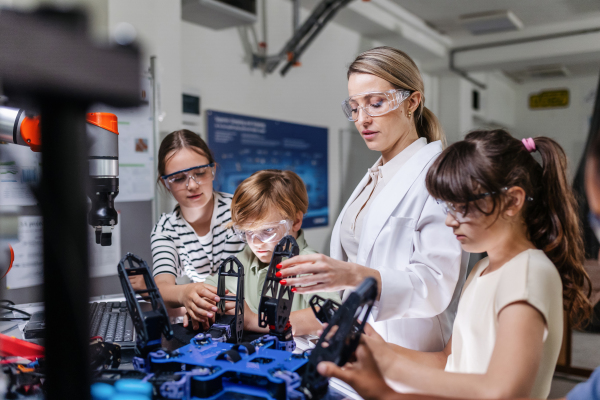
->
xmin=112 ymin=239 xmax=377 ymax=400
xmin=137 ymin=337 xmax=309 ymax=400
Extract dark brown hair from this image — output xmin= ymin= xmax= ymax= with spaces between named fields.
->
xmin=157 ymin=129 xmax=215 ymax=184
xmin=231 ymin=170 xmax=308 ymax=227
xmin=347 ymin=46 xmax=445 ymax=147
xmin=426 ymin=129 xmax=592 ymax=326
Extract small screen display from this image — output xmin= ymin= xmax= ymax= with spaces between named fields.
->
xmin=183 ymin=94 xmax=200 ymax=115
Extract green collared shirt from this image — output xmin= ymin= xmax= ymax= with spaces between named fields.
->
xmin=205 ymin=230 xmax=341 ymax=313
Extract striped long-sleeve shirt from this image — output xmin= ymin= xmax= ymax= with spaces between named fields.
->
xmin=151 ymin=191 xmax=245 ymax=282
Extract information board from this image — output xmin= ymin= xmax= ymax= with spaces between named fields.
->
xmin=207 ymin=110 xmax=328 ymax=229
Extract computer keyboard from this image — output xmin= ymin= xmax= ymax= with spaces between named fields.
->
xmin=89 ymin=301 xmax=135 ymax=348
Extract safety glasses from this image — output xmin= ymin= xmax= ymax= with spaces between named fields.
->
xmin=436 ymin=191 xmax=496 ymax=223
xmin=161 ymin=163 xmax=215 ymax=191
xmin=437 ymin=187 xmax=533 ymax=223
xmin=233 ymin=220 xmax=292 ymax=244
xmin=341 ymin=89 xmax=412 ymax=122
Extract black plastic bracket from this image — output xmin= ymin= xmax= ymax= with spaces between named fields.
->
xmin=300 ymin=277 xmax=378 ymax=399
xmin=308 ymin=295 xmax=340 ymax=325
xmin=117 ymin=252 xmax=173 ymax=357
xmin=258 ymin=235 xmax=299 ymax=339
xmin=213 ymin=255 xmax=245 ymax=344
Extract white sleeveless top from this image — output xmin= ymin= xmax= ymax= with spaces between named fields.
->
xmin=445 ymin=249 xmax=563 ymax=399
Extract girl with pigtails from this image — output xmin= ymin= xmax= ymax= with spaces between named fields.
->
xmin=318 ymin=130 xmax=593 ymax=400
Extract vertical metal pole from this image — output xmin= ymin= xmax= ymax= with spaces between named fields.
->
xmin=262 ymin=0 xmax=268 ymax=45
xmin=40 ymin=99 xmax=90 ymax=400
xmin=150 ymin=56 xmax=160 ymax=224
xmin=292 ymin=0 xmax=300 ymax=33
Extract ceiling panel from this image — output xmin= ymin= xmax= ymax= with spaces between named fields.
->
xmin=391 ymin=0 xmax=600 ymax=39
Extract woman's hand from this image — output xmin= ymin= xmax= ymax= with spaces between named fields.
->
xmin=317 ymin=336 xmax=397 ymax=400
xmin=277 ymin=254 xmax=381 ymax=295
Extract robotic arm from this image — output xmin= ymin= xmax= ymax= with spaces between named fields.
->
xmin=0 ymin=105 xmax=120 ymax=246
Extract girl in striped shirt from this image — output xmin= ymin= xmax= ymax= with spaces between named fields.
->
xmin=149 ymin=130 xmax=245 ymax=329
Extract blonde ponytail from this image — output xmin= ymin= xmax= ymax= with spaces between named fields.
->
xmin=418 ymin=106 xmax=445 ymax=148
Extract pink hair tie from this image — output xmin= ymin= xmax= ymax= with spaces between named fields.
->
xmin=522 ymin=137 xmax=536 ymax=153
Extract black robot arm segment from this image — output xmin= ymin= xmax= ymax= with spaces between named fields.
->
xmin=309 ymin=295 xmax=340 ymax=325
xmin=117 ymin=252 xmax=173 ymax=357
xmin=258 ymin=235 xmax=300 ymax=337
xmin=300 ymin=277 xmax=377 ymax=399
xmin=207 ymin=255 xmax=245 ymax=344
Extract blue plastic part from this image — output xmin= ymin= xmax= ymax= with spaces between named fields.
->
xmin=91 ymin=382 xmax=116 ymax=400
xmin=149 ymin=350 xmax=168 ymax=359
xmin=159 ymin=373 xmax=188 ymax=399
xmin=133 ymin=356 xmax=146 ymax=371
xmin=146 ymin=339 xmax=309 ymax=400
xmin=111 ymin=395 xmax=150 ymax=400
xmin=252 ymin=334 xmax=297 ymax=352
xmin=114 ymin=379 xmax=153 ymax=396
xmin=209 ymin=323 xmax=231 ymax=342
xmin=279 ymin=340 xmax=297 ymax=352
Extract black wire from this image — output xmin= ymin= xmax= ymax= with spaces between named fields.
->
xmin=0 ymin=305 xmax=31 ymax=320
xmin=0 ymin=300 xmax=15 ymax=305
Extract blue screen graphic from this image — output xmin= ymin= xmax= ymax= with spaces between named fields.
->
xmin=207 ymin=110 xmax=329 ymax=229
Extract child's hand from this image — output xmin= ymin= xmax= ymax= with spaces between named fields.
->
xmin=128 ymin=275 xmax=146 ymax=291
xmin=179 ymin=283 xmax=220 ymax=325
xmin=363 ymin=323 xmax=385 ymax=343
xmin=183 ymin=312 xmax=212 ymax=331
xmin=317 ymin=336 xmax=396 ymax=400
xmin=223 ymin=300 xmax=237 ymax=315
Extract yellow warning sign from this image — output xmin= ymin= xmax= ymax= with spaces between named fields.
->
xmin=529 ymin=90 xmax=569 ymax=109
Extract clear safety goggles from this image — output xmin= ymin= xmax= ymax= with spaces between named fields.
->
xmin=341 ymin=89 xmax=412 ymax=122
xmin=436 ymin=187 xmax=533 ymax=223
xmin=161 ymin=163 xmax=215 ymax=191
xmin=233 ymin=220 xmax=292 ymax=244
xmin=436 ymin=191 xmax=496 ymax=223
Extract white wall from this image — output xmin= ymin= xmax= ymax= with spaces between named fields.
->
xmin=512 ymin=74 xmax=599 ymax=179
xmin=180 ymin=1 xmax=373 ymax=254
xmin=438 ymin=75 xmax=476 ymax=144
xmin=107 ymin=0 xmax=182 ymax=135
xmin=437 ymin=72 xmax=517 ymax=145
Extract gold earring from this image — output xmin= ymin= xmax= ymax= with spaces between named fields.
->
xmin=407 ymin=110 xmax=412 ymax=118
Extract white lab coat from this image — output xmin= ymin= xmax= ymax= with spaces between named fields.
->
xmin=332 ymin=140 xmax=469 ymax=351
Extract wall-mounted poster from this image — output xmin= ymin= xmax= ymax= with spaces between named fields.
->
xmin=207 ymin=110 xmax=328 ymax=229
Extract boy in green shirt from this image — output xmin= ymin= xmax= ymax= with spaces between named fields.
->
xmin=202 ymin=169 xmax=341 ymax=336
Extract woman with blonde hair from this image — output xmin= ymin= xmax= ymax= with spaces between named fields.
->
xmin=279 ymin=46 xmax=469 ymax=351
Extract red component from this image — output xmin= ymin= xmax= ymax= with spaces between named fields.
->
xmin=0 ymin=334 xmax=44 ymax=360
xmin=284 ymin=321 xmax=292 ymax=330
xmin=3 ymin=244 xmax=14 ymax=279
xmin=293 ymin=61 xmax=301 ymax=67
xmin=19 ymin=116 xmax=41 ymax=152
xmin=86 ymin=112 xmax=119 ymax=135
xmin=269 ymin=325 xmax=276 ymax=330
xmin=259 ymin=42 xmax=267 ymax=48
xmin=287 ymin=52 xmax=294 ymax=62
